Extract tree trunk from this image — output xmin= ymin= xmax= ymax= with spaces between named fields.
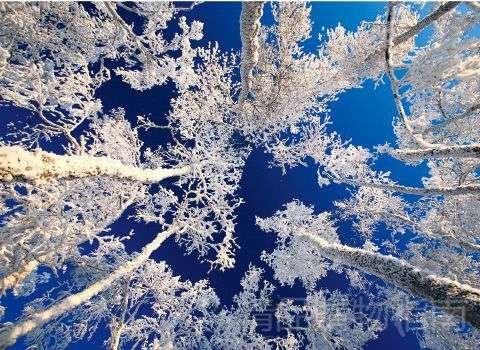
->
xmin=391 ymin=144 xmax=480 ymax=161
xmin=357 ymin=181 xmax=480 ymax=197
xmin=109 ymin=280 xmax=130 ymax=350
xmin=303 ymin=234 xmax=480 ymax=329
xmin=0 ymin=146 xmax=190 ymax=184
xmin=0 ymin=226 xmax=177 ymax=350
xmin=239 ymin=2 xmax=264 ymax=102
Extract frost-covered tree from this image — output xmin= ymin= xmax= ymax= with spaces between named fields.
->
xmin=257 ymin=201 xmax=480 ymax=341
xmin=0 ymin=3 xmax=246 ymax=348
xmin=18 ymin=255 xmax=220 ymax=350
xmin=276 ymin=290 xmax=383 ymax=350
xmin=209 ymin=266 xmax=300 ymax=350
xmin=0 ymin=2 xmax=203 ymax=150
xmin=4 ymin=263 xmax=299 ymax=350
xmin=237 ymin=2 xmax=419 ymax=146
xmin=2 ymin=1 xmax=480 ymax=349
xmin=259 ymin=1 xmax=480 ymax=333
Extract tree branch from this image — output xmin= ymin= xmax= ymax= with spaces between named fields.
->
xmin=303 ymin=234 xmax=480 ymax=329
xmin=391 ymin=144 xmax=480 ymax=160
xmin=424 ymin=103 xmax=480 ymax=134
xmin=392 ymin=2 xmax=460 ymax=47
xmin=385 ymin=4 xmax=433 ymax=148
xmin=358 ymin=181 xmax=480 ymax=197
xmin=0 ymin=146 xmax=191 ymax=184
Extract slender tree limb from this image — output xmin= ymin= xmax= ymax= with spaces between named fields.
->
xmin=466 ymin=1 xmax=480 ymax=12
xmin=366 ymin=2 xmax=460 ymax=63
xmin=385 ymin=4 xmax=433 ymax=149
xmin=0 ymin=146 xmax=191 ymax=184
xmin=423 ymin=103 xmax=480 ymax=134
xmin=109 ymin=279 xmax=130 ymax=350
xmin=392 ymin=2 xmax=460 ymax=47
xmin=370 ymin=210 xmax=480 ymax=253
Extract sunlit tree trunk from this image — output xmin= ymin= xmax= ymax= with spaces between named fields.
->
xmin=109 ymin=280 xmax=130 ymax=350
xmin=0 ymin=225 xmax=178 ymax=349
xmin=303 ymin=234 xmax=480 ymax=329
xmin=354 ymin=180 xmax=480 ymax=196
xmin=0 ymin=146 xmax=190 ymax=184
xmin=239 ymin=1 xmax=264 ymax=102
xmin=391 ymin=144 xmax=480 ymax=161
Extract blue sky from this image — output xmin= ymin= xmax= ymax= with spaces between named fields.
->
xmin=2 ymin=2 xmax=434 ymax=349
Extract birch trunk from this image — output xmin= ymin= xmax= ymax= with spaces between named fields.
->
xmin=239 ymin=2 xmax=264 ymax=102
xmin=357 ymin=181 xmax=480 ymax=197
xmin=391 ymin=144 xmax=480 ymax=161
xmin=0 ymin=146 xmax=190 ymax=184
xmin=0 ymin=226 xmax=177 ymax=349
xmin=109 ymin=280 xmax=130 ymax=350
xmin=303 ymin=234 xmax=480 ymax=329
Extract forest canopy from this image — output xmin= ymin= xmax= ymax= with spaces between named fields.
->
xmin=0 ymin=2 xmax=480 ymax=350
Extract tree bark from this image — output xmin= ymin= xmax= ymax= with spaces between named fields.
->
xmin=0 ymin=146 xmax=190 ymax=184
xmin=357 ymin=181 xmax=480 ymax=197
xmin=391 ymin=144 xmax=480 ymax=161
xmin=303 ymin=234 xmax=480 ymax=329
xmin=239 ymin=2 xmax=264 ymax=102
xmin=109 ymin=280 xmax=130 ymax=350
xmin=0 ymin=226 xmax=177 ymax=349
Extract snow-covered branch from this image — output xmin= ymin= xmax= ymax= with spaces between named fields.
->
xmin=423 ymin=103 xmax=480 ymax=134
xmin=353 ymin=180 xmax=480 ymax=197
xmin=0 ymin=146 xmax=190 ymax=184
xmin=391 ymin=144 xmax=480 ymax=161
xmin=392 ymin=2 xmax=460 ymax=47
xmin=302 ymin=233 xmax=480 ymax=329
